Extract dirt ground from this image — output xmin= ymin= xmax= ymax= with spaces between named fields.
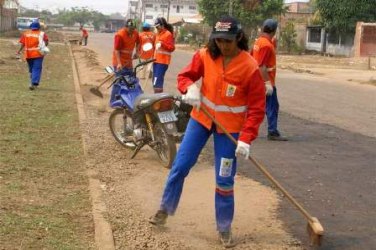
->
xmin=71 ymin=45 xmax=304 ymax=249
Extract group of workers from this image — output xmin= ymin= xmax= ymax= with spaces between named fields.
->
xmin=17 ymin=15 xmax=287 ymax=248
xmin=112 ymin=17 xmax=175 ymax=93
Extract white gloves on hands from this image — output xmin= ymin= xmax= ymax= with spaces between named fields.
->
xmin=265 ymin=81 xmax=274 ymax=96
xmin=155 ymin=42 xmax=161 ymax=50
xmin=235 ymin=141 xmax=250 ymax=159
xmin=182 ymin=83 xmax=201 ymax=109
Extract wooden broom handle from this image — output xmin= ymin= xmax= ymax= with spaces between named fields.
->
xmin=200 ymin=105 xmax=314 ymax=222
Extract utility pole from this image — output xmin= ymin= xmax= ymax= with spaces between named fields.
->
xmin=229 ymin=0 xmax=233 ymax=16
xmin=166 ymin=0 xmax=171 ymax=22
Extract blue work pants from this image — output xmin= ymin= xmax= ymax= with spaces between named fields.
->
xmin=266 ymin=86 xmax=280 ymax=133
xmin=26 ymin=57 xmax=44 ymax=86
xmin=160 ymin=118 xmax=238 ymax=232
xmin=152 ymin=63 xmax=168 ymax=92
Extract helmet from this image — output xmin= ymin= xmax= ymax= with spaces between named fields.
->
xmin=142 ymin=22 xmax=151 ymax=29
xmin=30 ymin=21 xmax=40 ymax=30
xmin=262 ymin=19 xmax=278 ymax=33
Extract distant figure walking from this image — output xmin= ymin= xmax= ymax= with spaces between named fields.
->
xmin=17 ymin=20 xmax=49 ymax=90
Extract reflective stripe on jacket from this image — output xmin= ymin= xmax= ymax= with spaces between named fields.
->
xmin=154 ymin=28 xmax=175 ymax=65
xmin=138 ymin=31 xmax=155 ymax=60
xmin=251 ymin=35 xmax=276 ymax=85
xmin=112 ymin=28 xmax=139 ymax=68
xmin=177 ymin=48 xmax=266 ymax=143
xmin=19 ymin=30 xmax=45 ymax=59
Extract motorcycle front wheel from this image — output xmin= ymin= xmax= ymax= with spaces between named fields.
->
xmin=153 ymin=122 xmax=177 ymax=169
xmin=109 ymin=108 xmax=135 ymax=148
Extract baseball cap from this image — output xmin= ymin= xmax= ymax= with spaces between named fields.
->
xmin=126 ymin=19 xmax=135 ymax=27
xmin=154 ymin=18 xmax=163 ymax=27
xmin=263 ymin=19 xmax=278 ymax=33
xmin=210 ymin=16 xmax=241 ymax=40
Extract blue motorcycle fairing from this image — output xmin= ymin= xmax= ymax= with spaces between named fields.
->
xmin=110 ymin=78 xmax=143 ymax=111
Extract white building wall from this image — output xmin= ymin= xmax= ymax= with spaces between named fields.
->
xmin=141 ymin=0 xmax=199 ymax=24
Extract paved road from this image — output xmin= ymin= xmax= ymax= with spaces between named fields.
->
xmin=87 ymin=32 xmax=376 ymax=250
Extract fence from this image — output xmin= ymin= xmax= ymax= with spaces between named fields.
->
xmin=0 ymin=6 xmax=17 ymax=32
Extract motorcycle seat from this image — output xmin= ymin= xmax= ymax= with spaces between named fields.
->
xmin=134 ymin=93 xmax=174 ymax=111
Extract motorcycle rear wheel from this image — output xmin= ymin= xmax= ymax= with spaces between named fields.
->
xmin=109 ymin=108 xmax=135 ymax=148
xmin=153 ymin=122 xmax=177 ymax=169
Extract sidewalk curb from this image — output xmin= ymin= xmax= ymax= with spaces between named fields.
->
xmin=68 ymin=43 xmax=115 ymax=250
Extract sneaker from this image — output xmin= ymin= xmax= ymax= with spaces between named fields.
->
xmin=29 ymin=86 xmax=35 ymax=90
xmin=219 ymin=231 xmax=236 ymax=248
xmin=267 ymin=131 xmax=288 ymax=141
xmin=149 ymin=210 xmax=168 ymax=226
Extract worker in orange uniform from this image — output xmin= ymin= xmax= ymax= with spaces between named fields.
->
xmin=149 ymin=16 xmax=265 ymax=248
xmin=251 ymin=19 xmax=287 ymax=141
xmin=112 ymin=19 xmax=139 ymax=75
xmin=109 ymin=19 xmax=139 ymax=107
xmin=16 ymin=20 xmax=49 ymax=90
xmin=152 ymin=17 xmax=175 ymax=93
xmin=138 ymin=22 xmax=156 ymax=79
xmin=79 ymin=25 xmax=89 ymax=46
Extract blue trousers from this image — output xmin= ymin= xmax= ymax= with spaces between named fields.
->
xmin=26 ymin=57 xmax=44 ymax=86
xmin=152 ymin=63 xmax=168 ymax=92
xmin=160 ymin=118 xmax=238 ymax=232
xmin=266 ymin=86 xmax=280 ymax=133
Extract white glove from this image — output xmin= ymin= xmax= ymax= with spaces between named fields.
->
xmin=155 ymin=42 xmax=161 ymax=50
xmin=235 ymin=141 xmax=250 ymax=159
xmin=182 ymin=83 xmax=201 ymax=109
xmin=265 ymin=81 xmax=274 ymax=96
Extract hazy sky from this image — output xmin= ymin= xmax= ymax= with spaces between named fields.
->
xmin=19 ymin=0 xmax=129 ymax=14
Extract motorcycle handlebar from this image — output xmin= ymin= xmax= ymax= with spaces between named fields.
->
xmin=134 ymin=59 xmax=156 ymax=74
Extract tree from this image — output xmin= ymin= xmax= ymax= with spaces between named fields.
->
xmin=314 ymin=0 xmax=376 ymax=34
xmin=197 ymin=0 xmax=287 ymax=29
xmin=280 ymin=21 xmax=298 ymax=53
xmin=56 ymin=7 xmax=107 ymax=29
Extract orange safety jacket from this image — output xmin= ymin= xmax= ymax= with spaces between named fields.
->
xmin=138 ymin=31 xmax=155 ymax=60
xmin=177 ymin=48 xmax=265 ymax=144
xmin=19 ymin=30 xmax=48 ymax=59
xmin=81 ymin=28 xmax=89 ymax=37
xmin=251 ymin=34 xmax=277 ymax=85
xmin=112 ymin=28 xmax=139 ymax=68
xmin=154 ymin=28 xmax=175 ymax=65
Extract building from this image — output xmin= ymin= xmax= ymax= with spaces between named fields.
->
xmin=0 ymin=0 xmax=19 ymax=31
xmin=127 ymin=0 xmax=199 ymax=25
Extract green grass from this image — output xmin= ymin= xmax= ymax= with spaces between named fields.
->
xmin=0 ymin=40 xmax=94 ymax=249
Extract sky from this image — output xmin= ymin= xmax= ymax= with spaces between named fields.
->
xmin=19 ymin=0 xmax=130 ymax=15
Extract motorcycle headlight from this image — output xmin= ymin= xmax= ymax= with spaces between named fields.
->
xmin=152 ymin=99 xmax=173 ymax=112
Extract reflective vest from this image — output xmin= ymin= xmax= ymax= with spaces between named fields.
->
xmin=251 ymin=35 xmax=276 ymax=85
xmin=138 ymin=31 xmax=155 ymax=60
xmin=112 ymin=28 xmax=139 ymax=68
xmin=191 ymin=48 xmax=260 ymax=133
xmin=154 ymin=28 xmax=175 ymax=65
xmin=20 ymin=30 xmax=43 ymax=59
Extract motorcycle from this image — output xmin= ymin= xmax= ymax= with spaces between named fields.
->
xmin=107 ymin=47 xmax=191 ymax=168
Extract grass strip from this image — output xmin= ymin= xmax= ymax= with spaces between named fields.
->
xmin=0 ymin=39 xmax=94 ymax=249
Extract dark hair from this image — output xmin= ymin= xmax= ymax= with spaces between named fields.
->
xmin=206 ymin=30 xmax=249 ymax=59
xmin=156 ymin=17 xmax=174 ymax=34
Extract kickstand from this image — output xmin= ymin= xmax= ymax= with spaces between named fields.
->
xmin=130 ymin=141 xmax=146 ymax=159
